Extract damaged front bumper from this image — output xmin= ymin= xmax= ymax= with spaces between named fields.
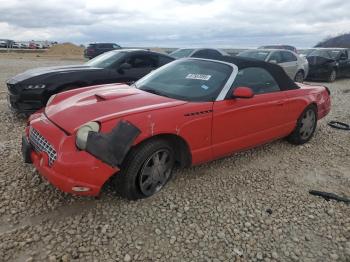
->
xmin=85 ymin=120 xmax=141 ymax=167
xmin=24 ymin=114 xmax=118 ymax=196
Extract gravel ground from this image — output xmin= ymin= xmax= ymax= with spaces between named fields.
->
xmin=0 ymin=57 xmax=349 ymax=262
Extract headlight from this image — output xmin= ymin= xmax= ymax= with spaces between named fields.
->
xmin=25 ymin=84 xmax=46 ymax=90
xmin=76 ymin=122 xmax=100 ymax=150
xmin=46 ymin=94 xmax=56 ymax=106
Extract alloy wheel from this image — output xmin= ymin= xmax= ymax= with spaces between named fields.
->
xmin=299 ymin=109 xmax=316 ymax=140
xmin=139 ymin=149 xmax=173 ymax=196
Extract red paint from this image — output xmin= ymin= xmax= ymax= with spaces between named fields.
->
xmin=25 ymin=82 xmax=331 ymax=196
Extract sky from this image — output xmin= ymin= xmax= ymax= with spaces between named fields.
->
xmin=0 ymin=0 xmax=349 ymax=48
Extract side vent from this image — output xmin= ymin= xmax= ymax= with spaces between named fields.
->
xmin=184 ymin=110 xmax=213 ymax=116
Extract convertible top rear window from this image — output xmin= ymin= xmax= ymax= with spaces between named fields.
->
xmin=135 ymin=59 xmax=232 ymax=102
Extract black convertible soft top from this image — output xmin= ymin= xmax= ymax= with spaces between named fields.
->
xmin=217 ymin=55 xmax=300 ymax=91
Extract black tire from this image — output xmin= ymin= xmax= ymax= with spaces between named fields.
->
xmin=294 ymin=70 xmax=304 ymax=83
xmin=114 ymin=139 xmax=175 ymax=200
xmin=287 ymin=105 xmax=317 ymax=145
xmin=327 ymin=69 xmax=337 ymax=83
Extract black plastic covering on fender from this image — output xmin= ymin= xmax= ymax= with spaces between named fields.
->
xmin=86 ymin=121 xmax=141 ymax=167
xmin=217 ymin=56 xmax=300 ymax=91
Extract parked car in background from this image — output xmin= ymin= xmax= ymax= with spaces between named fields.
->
xmin=305 ymin=48 xmax=350 ymax=82
xmin=169 ymin=48 xmax=228 ymax=60
xmin=12 ymin=42 xmax=20 ymax=48
xmin=0 ymin=40 xmax=8 ymax=48
xmin=22 ymin=56 xmax=331 ymax=199
xmin=29 ymin=42 xmax=38 ymax=49
xmin=258 ymin=45 xmax=298 ymax=53
xmin=238 ymin=49 xmax=308 ymax=82
xmin=20 ymin=43 xmax=29 ymax=49
xmin=7 ymin=49 xmax=174 ymax=115
xmin=84 ymin=43 xmax=122 ymax=59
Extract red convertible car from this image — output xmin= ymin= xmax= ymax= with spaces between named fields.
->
xmin=22 ymin=57 xmax=331 ymax=199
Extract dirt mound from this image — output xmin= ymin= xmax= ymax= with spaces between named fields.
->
xmin=46 ymin=43 xmax=84 ymax=57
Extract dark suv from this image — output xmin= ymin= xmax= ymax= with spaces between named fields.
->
xmin=84 ymin=43 xmax=121 ymax=59
xmin=306 ymin=48 xmax=350 ymax=82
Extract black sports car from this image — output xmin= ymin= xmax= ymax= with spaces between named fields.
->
xmin=7 ymin=49 xmax=174 ymax=114
xmin=306 ymin=48 xmax=350 ymax=82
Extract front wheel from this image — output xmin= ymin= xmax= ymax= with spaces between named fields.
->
xmin=287 ymin=105 xmax=317 ymax=145
xmin=114 ymin=139 xmax=175 ymax=200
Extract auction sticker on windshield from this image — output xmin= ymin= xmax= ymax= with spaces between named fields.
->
xmin=186 ymin=74 xmax=211 ymax=81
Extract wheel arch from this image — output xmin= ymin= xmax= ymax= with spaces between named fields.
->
xmin=296 ymin=68 xmax=305 ymax=77
xmin=134 ymin=133 xmax=192 ymax=168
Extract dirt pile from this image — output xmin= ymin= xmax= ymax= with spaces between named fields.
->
xmin=45 ymin=43 xmax=84 ymax=57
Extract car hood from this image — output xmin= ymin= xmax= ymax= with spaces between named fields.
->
xmin=45 ymin=84 xmax=187 ymax=134
xmin=7 ymin=65 xmax=101 ymax=84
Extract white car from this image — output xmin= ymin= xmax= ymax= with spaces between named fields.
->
xmin=238 ymin=49 xmax=309 ymax=82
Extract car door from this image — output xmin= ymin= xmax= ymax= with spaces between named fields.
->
xmin=212 ymin=67 xmax=289 ymax=158
xmin=116 ymin=53 xmax=159 ymax=84
xmin=279 ymin=51 xmax=298 ymax=79
xmin=337 ymin=50 xmax=350 ymax=77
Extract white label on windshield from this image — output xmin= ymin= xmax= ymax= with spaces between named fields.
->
xmin=186 ymin=74 xmax=211 ymax=81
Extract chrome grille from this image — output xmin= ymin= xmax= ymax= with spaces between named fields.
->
xmin=29 ymin=127 xmax=57 ymax=166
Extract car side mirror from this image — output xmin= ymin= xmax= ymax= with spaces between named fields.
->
xmin=269 ymin=59 xmax=278 ymax=64
xmin=232 ymin=87 xmax=254 ymax=99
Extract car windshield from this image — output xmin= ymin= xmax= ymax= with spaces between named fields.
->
xmin=238 ymin=50 xmax=270 ymax=61
xmin=170 ymin=49 xmax=195 ymax=59
xmin=85 ymin=51 xmax=125 ymax=68
xmin=307 ymin=49 xmax=340 ymax=59
xmin=329 ymin=50 xmax=342 ymax=59
xmin=134 ymin=59 xmax=233 ymax=102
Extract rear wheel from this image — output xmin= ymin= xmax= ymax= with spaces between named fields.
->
xmin=328 ymin=69 xmax=337 ymax=82
xmin=294 ymin=70 xmax=304 ymax=83
xmin=287 ymin=105 xmax=317 ymax=145
xmin=114 ymin=139 xmax=175 ymax=200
